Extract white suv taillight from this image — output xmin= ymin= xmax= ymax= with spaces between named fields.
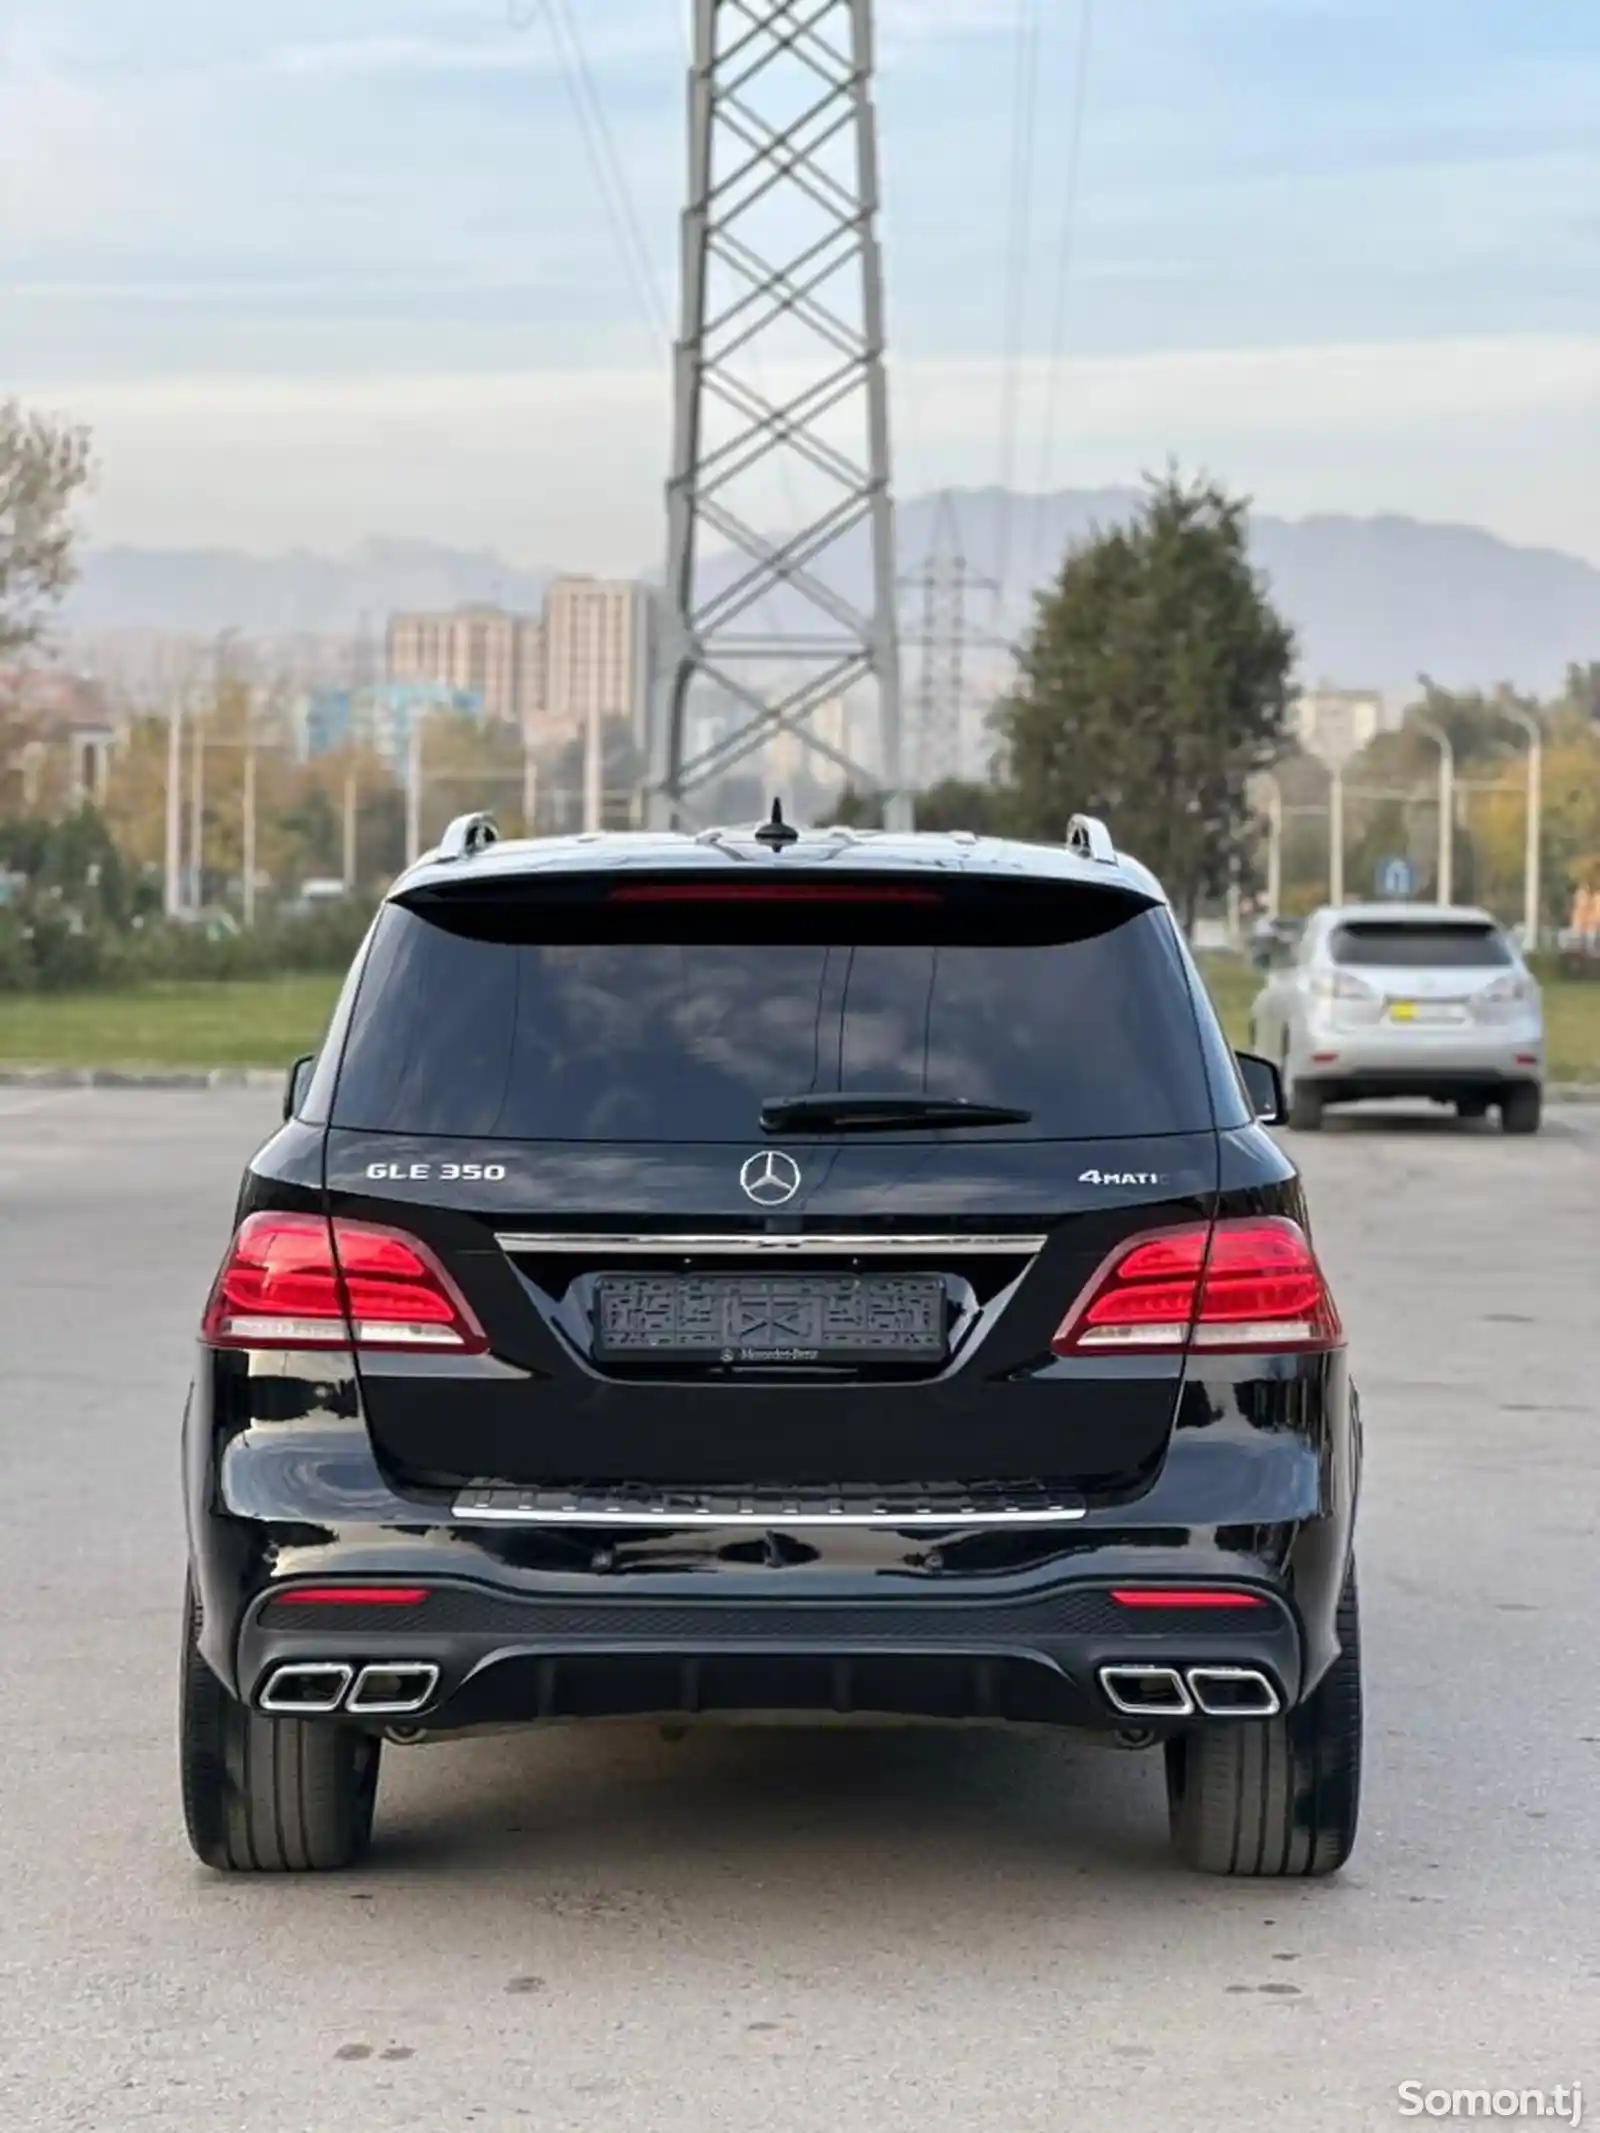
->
xmin=1471 ymin=973 xmax=1532 ymax=1024
xmin=1051 ymin=1218 xmax=1343 ymax=1358
xmin=202 ymin=1212 xmax=487 ymax=1352
xmin=1311 ymin=971 xmax=1381 ymax=1022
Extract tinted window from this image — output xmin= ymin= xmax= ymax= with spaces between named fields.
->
xmin=332 ymin=902 xmax=1213 ymax=1142
xmin=1330 ymin=921 xmax=1511 ymax=969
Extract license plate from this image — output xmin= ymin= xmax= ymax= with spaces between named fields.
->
xmin=593 ymin=1273 xmax=947 ymax=1364
xmin=1388 ymin=999 xmax=1458 ymax=1025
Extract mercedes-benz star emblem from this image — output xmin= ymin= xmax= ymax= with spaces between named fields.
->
xmin=740 ymin=1149 xmax=802 ymax=1207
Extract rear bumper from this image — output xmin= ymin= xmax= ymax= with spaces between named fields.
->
xmin=237 ymin=1576 xmax=1306 ymax=1735
xmin=186 ymin=1344 xmax=1359 ymax=1734
xmin=1296 ymin=1025 xmax=1542 ymax=1092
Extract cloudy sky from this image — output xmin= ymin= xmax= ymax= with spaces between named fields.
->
xmin=3 ymin=0 xmax=1598 ymax=568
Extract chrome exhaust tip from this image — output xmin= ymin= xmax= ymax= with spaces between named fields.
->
xmin=1098 ymin=1665 xmax=1194 ymax=1718
xmin=1187 ymin=1666 xmax=1281 ymax=1718
xmin=346 ymin=1662 xmax=441 ymax=1717
xmin=259 ymin=1662 xmax=353 ymax=1715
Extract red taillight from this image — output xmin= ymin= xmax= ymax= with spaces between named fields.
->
xmin=1111 ymin=1588 xmax=1266 ymax=1610
xmin=202 ymin=1213 xmax=487 ymax=1354
xmin=278 ymin=1587 xmax=431 ymax=1607
xmin=607 ymin=883 xmax=943 ymax=905
xmin=1052 ymin=1218 xmax=1341 ymax=1357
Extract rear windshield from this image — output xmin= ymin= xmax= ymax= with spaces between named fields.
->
xmin=1330 ymin=921 xmax=1511 ymax=969
xmin=330 ymin=899 xmax=1215 ymax=1142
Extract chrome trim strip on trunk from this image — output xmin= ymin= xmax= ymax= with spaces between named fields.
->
xmin=451 ymin=1488 xmax=1086 ymax=1530
xmin=495 ymin=1232 xmax=1048 ymax=1257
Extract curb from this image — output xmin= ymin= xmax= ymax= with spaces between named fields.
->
xmin=0 ymin=1067 xmax=284 ymax=1090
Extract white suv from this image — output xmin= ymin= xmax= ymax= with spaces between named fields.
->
xmin=1250 ymin=904 xmax=1544 ymax=1133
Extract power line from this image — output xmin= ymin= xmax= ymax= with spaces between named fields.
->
xmin=1031 ymin=0 xmax=1094 ymax=576
xmin=991 ymin=0 xmax=1043 ymax=632
xmin=510 ymin=0 xmax=670 ymax=349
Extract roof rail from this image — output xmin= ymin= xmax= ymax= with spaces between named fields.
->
xmin=1067 ymin=814 xmax=1116 ymax=865
xmin=435 ymin=811 xmax=500 ymax=861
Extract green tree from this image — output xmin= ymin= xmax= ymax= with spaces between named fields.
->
xmin=1 ymin=402 xmax=92 ymax=658
xmin=821 ymin=779 xmax=1006 ymax=834
xmin=996 ymin=470 xmax=1296 ymax=926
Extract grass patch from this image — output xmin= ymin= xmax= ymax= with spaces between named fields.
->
xmin=1195 ymin=955 xmax=1600 ymax=1085
xmin=1 ymin=962 xmax=1597 ymax=1084
xmin=0 ymin=976 xmax=342 ymax=1070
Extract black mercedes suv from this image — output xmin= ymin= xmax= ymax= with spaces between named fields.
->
xmin=180 ymin=810 xmax=1362 ymax=1877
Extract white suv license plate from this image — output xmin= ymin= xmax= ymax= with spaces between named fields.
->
xmin=1387 ymin=1000 xmax=1462 ymax=1025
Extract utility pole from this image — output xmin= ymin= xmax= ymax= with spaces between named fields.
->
xmin=647 ymin=0 xmax=908 ymax=828
xmin=899 ymin=493 xmax=1001 ymax=789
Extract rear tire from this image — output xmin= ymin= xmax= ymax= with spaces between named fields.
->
xmin=1500 ymin=1085 xmax=1542 ymax=1135
xmin=1286 ymin=1081 xmax=1325 ymax=1132
xmin=1166 ymin=1566 xmax=1362 ymax=1877
xmin=180 ymin=1577 xmax=379 ymax=1872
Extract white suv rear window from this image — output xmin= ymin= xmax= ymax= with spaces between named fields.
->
xmin=1329 ymin=922 xmax=1511 ymax=970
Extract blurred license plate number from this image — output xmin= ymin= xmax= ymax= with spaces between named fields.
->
xmin=595 ymin=1274 xmax=946 ymax=1364
xmin=1388 ymin=999 xmax=1456 ymax=1024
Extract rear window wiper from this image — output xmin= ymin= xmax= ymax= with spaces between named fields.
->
xmin=759 ymin=1092 xmax=1033 ymax=1134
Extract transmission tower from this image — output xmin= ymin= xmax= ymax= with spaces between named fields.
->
xmin=900 ymin=493 xmax=1001 ymax=788
xmin=646 ymin=0 xmax=908 ymax=828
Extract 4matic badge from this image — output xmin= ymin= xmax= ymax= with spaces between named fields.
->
xmin=1079 ymin=1167 xmax=1164 ymax=1187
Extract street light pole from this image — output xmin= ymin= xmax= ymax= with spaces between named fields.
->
xmin=405 ymin=719 xmax=423 ymax=866
xmin=583 ymin=698 xmax=602 ymax=835
xmin=342 ymin=763 xmax=358 ymax=889
xmin=1262 ymin=774 xmax=1283 ymax=919
xmin=522 ymin=741 xmax=539 ymax=841
xmin=1328 ymin=764 xmax=1345 ymax=906
xmin=163 ymin=699 xmax=184 ymax=919
xmin=1419 ymin=720 xmax=1455 ymax=905
xmin=187 ymin=692 xmax=206 ymax=913
xmin=1497 ymin=708 xmax=1543 ymax=949
xmin=241 ymin=716 xmax=257 ymax=930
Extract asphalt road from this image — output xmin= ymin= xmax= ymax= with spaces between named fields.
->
xmin=2 ymin=1090 xmax=1597 ymax=2133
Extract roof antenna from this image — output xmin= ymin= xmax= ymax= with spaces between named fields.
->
xmin=754 ymin=797 xmax=800 ymax=850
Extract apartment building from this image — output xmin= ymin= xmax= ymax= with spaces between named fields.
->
xmin=386 ymin=582 xmax=651 ymax=750
xmin=387 ymin=607 xmax=525 ymax=727
xmin=543 ymin=578 xmax=652 ymax=746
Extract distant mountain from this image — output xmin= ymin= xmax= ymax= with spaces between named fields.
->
xmin=61 ymin=498 xmax=1600 ymax=698
xmin=63 ymin=537 xmax=554 ymax=638
xmin=706 ymin=489 xmax=1600 ymax=701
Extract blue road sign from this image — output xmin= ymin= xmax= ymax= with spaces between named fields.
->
xmin=1376 ymin=856 xmax=1416 ymax=899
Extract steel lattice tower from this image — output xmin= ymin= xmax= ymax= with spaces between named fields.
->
xmin=647 ymin=0 xmax=908 ymax=828
xmin=901 ymin=492 xmax=1000 ymax=788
